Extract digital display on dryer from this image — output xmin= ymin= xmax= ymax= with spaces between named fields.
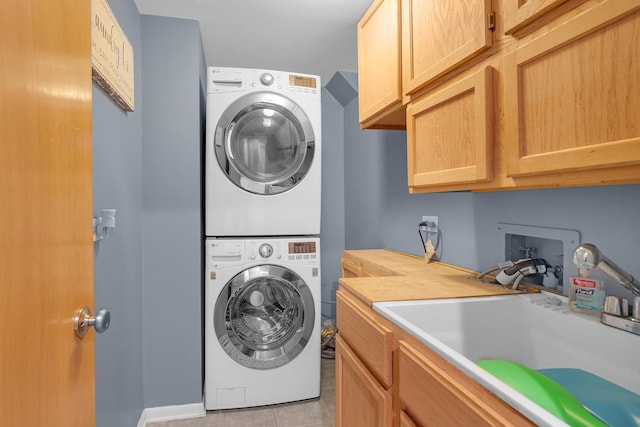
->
xmin=288 ymin=241 xmax=317 ymax=254
xmin=289 ymin=75 xmax=317 ymax=89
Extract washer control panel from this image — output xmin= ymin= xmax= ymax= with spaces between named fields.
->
xmin=206 ymin=238 xmax=320 ymax=266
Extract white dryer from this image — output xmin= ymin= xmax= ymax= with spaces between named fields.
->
xmin=205 ymin=67 xmax=322 ymax=237
xmin=204 ymin=237 xmax=320 ymax=410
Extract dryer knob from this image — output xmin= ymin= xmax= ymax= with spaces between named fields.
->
xmin=259 ymin=243 xmax=273 ymax=258
xmin=260 ymin=73 xmax=274 ymax=86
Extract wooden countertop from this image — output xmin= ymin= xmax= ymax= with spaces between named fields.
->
xmin=339 ymin=249 xmax=520 ymax=306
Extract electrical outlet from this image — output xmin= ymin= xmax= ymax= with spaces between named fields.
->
xmin=421 ymin=215 xmax=438 ymax=227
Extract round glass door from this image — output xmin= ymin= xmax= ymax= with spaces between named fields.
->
xmin=213 ymin=265 xmax=315 ymax=369
xmin=214 ymin=92 xmax=315 ymax=195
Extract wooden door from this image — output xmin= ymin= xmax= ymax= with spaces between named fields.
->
xmin=357 ymin=0 xmax=406 ymax=129
xmin=0 ymin=0 xmax=95 ymax=426
xmin=398 ymin=341 xmax=534 ymax=426
xmin=335 ymin=336 xmax=393 ymax=427
xmin=407 ymin=67 xmax=494 ymax=190
xmin=504 ymin=1 xmax=640 ymax=179
xmin=402 ymin=0 xmax=492 ymax=95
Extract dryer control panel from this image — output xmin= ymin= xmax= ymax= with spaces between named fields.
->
xmin=207 ymin=66 xmax=320 ymax=97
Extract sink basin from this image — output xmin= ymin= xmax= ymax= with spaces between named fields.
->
xmin=374 ymin=292 xmax=640 ymax=426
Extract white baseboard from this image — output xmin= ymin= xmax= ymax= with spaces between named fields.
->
xmin=137 ymin=402 xmax=205 ymax=427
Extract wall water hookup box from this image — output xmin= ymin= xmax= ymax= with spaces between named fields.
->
xmin=497 ymin=223 xmax=580 ymax=295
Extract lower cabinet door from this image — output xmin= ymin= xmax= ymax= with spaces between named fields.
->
xmin=335 ymin=335 xmax=393 ymax=427
xmin=398 ymin=341 xmax=534 ymax=426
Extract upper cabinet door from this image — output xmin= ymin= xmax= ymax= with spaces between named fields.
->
xmin=358 ymin=0 xmax=405 ymax=129
xmin=503 ymin=0 xmax=571 ymax=34
xmin=504 ymin=1 xmax=640 ymax=178
xmin=407 ymin=67 xmax=494 ymax=189
xmin=402 ymin=0 xmax=493 ymax=96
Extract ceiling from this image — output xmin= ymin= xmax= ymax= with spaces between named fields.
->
xmin=134 ymin=0 xmax=372 ymax=85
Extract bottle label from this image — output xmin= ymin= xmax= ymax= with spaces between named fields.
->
xmin=573 ymin=278 xmax=597 ymax=288
xmin=570 ymin=277 xmax=604 ymax=313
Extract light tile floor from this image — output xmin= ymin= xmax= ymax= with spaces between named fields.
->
xmin=148 ymin=358 xmax=335 ymax=427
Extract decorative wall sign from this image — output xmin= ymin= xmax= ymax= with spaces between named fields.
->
xmin=91 ymin=0 xmax=134 ymax=111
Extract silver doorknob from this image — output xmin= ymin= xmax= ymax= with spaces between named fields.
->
xmin=74 ymin=306 xmax=111 ymax=338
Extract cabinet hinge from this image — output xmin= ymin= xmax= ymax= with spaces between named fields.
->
xmin=487 ymin=11 xmax=496 ymax=31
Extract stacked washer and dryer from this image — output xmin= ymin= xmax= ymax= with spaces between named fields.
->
xmin=204 ymin=67 xmax=322 ymax=410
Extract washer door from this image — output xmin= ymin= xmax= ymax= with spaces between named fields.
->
xmin=214 ymin=265 xmax=315 ymax=369
xmin=214 ymin=92 xmax=315 ymax=195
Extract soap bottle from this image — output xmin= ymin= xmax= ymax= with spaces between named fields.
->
xmin=569 ymin=273 xmax=605 ymax=315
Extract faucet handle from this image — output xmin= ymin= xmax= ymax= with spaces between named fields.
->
xmin=603 ymin=295 xmax=621 ymax=316
xmin=632 ymin=297 xmax=640 ymax=321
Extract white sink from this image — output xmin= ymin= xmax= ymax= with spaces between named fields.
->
xmin=374 ymin=292 xmax=640 ymax=426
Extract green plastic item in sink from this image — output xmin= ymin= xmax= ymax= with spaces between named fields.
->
xmin=477 ymin=359 xmax=606 ymax=427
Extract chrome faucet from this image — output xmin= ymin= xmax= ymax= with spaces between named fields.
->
xmin=573 ymin=244 xmax=640 ymax=334
xmin=572 ymin=243 xmax=640 ymax=296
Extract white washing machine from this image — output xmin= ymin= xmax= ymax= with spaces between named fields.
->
xmin=205 ymin=67 xmax=322 ymax=237
xmin=204 ymin=237 xmax=321 ymax=410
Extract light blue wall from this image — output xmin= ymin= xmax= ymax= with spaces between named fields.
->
xmin=320 ymin=86 xmax=345 ymax=321
xmin=92 ymin=0 xmax=144 ymax=426
xmin=140 ymin=15 xmax=205 ymax=408
xmin=342 ymin=93 xmax=478 ymax=268
xmin=93 ymin=1 xmax=206 ymax=424
xmin=472 ymin=186 xmax=640 ymax=297
xmin=338 ymin=75 xmax=640 ymax=299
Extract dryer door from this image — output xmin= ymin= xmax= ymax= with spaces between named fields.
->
xmin=214 ymin=92 xmax=315 ymax=195
xmin=214 ymin=264 xmax=315 ymax=369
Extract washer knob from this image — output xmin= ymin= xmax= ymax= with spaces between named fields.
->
xmin=260 ymin=73 xmax=274 ymax=86
xmin=258 ymin=243 xmax=273 ymax=258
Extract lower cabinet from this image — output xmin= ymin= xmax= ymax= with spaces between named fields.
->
xmin=335 ymin=336 xmax=393 ymax=427
xmin=398 ymin=341 xmax=534 ymax=426
xmin=336 ymin=286 xmax=536 ymax=426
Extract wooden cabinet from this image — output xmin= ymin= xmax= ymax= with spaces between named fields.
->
xmin=398 ymin=341 xmax=533 ymax=426
xmin=407 ymin=67 xmax=494 ymax=189
xmin=504 ymin=1 xmax=640 ymax=179
xmin=335 ymin=286 xmax=535 ymax=427
xmin=402 ymin=0 xmax=493 ymax=95
xmin=336 ymin=251 xmax=538 ymax=426
xmin=357 ymin=0 xmax=493 ymax=129
xmin=358 ymin=0 xmax=640 ymax=191
xmin=335 ymin=336 xmax=393 ymax=427
xmin=357 ymin=0 xmax=405 ymax=129
xmin=336 ymin=290 xmax=393 ymax=387
xmin=336 ymin=290 xmax=394 ymax=426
